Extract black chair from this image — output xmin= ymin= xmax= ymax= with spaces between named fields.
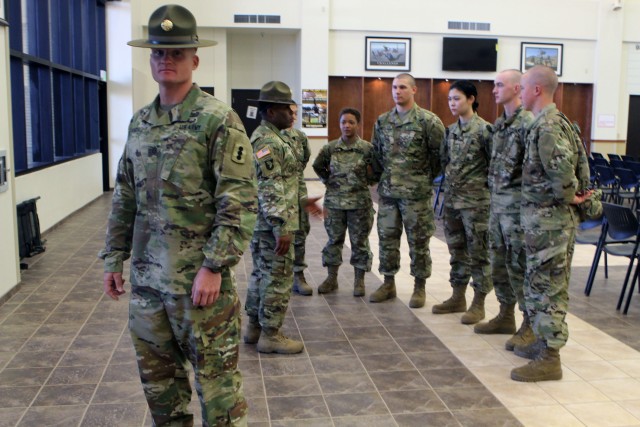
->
xmin=624 ymin=161 xmax=640 ymax=180
xmin=577 ymin=217 xmax=608 ymax=296
xmin=612 ymin=167 xmax=639 ymax=209
xmin=593 ymin=157 xmax=610 ymax=168
xmin=622 ymin=155 xmax=636 ymax=163
xmin=594 ymin=165 xmax=618 ymax=202
xmin=433 ymin=174 xmax=445 ymax=219
xmin=591 ymin=152 xmax=605 ymax=160
xmin=598 ymin=203 xmax=640 ymax=312
xmin=608 ymin=153 xmax=622 ymax=161
xmin=610 ymin=159 xmax=626 ymax=170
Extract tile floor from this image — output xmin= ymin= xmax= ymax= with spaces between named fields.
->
xmin=0 ymin=181 xmax=639 ymax=426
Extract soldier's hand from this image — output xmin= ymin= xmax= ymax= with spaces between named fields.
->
xmin=305 ymin=196 xmax=323 ymax=218
xmin=275 ymin=234 xmax=292 ymax=256
xmin=192 ymin=267 xmax=222 ymax=307
xmin=572 ymin=189 xmax=594 ymax=205
xmin=104 ymin=272 xmax=126 ymax=301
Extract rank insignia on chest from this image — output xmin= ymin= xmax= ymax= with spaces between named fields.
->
xmin=256 ymin=147 xmax=271 ymax=159
xmin=232 ymin=142 xmax=246 ymax=164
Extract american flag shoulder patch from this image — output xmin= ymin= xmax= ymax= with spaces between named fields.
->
xmin=256 ymin=147 xmax=272 ymax=159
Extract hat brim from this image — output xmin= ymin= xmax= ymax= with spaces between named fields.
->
xmin=248 ymin=99 xmax=298 ymax=105
xmin=127 ymin=39 xmax=217 ymax=48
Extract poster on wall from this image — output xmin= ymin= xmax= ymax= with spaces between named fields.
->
xmin=301 ymin=89 xmax=327 ymax=128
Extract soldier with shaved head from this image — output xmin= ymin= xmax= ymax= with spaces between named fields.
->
xmin=512 ymin=65 xmax=591 ymax=382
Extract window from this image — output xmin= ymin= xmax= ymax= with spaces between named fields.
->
xmin=7 ymin=0 xmax=106 ymax=174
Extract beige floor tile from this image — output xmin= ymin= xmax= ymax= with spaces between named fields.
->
xmin=436 ymin=335 xmax=494 ymax=352
xmin=560 ymin=343 xmax=602 ymax=363
xmin=537 ymin=380 xmax=610 ymax=404
xmin=590 ymin=378 xmax=640 ymax=401
xmin=610 ymin=359 xmax=640 ymax=378
xmin=486 ymin=382 xmax=553 ymax=408
xmin=565 ymin=360 xmax=630 ymax=381
xmin=565 ymin=402 xmax=640 ymax=426
xmin=454 ymin=348 xmax=512 ymax=368
xmin=470 ymin=365 xmax=513 ymax=385
xmin=509 ymin=404 xmax=585 ymax=427
xmin=619 ymin=400 xmax=640 ymax=419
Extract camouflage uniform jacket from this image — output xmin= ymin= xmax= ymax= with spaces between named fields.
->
xmin=282 ymin=127 xmax=310 ymax=201
xmin=312 ymin=136 xmax=374 ymax=210
xmin=521 ymin=103 xmax=589 ymax=230
xmin=441 ymin=113 xmax=492 ymax=209
xmin=371 ymin=104 xmax=445 ymax=200
xmin=99 ymin=85 xmax=258 ymax=295
xmin=253 ymin=120 xmax=303 ymax=238
xmin=489 ymin=106 xmax=534 ymax=214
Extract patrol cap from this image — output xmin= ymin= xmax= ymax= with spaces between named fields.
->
xmin=250 ymin=81 xmax=297 ymax=105
xmin=128 ymin=4 xmax=217 ymax=49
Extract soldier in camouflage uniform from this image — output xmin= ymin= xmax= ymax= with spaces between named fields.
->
xmin=511 ymin=65 xmax=592 ymax=382
xmin=243 ymin=81 xmax=321 ymax=354
xmin=474 ymin=71 xmax=535 ymax=350
xmin=433 ymin=80 xmax=493 ymax=325
xmin=99 ymin=6 xmax=256 ymax=425
xmin=370 ymin=73 xmax=445 ymax=308
xmin=313 ymin=107 xmax=376 ymax=296
xmin=282 ymin=104 xmax=313 ymax=296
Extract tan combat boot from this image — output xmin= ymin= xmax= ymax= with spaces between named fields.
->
xmin=474 ymin=303 xmax=516 ymax=334
xmin=318 ymin=265 xmax=339 ymax=294
xmin=353 ymin=268 xmax=366 ymax=297
xmin=511 ymin=346 xmax=562 ymax=382
xmin=293 ymin=271 xmax=313 ymax=296
xmin=460 ymin=290 xmax=487 ymax=324
xmin=505 ymin=313 xmax=535 ymax=351
xmin=432 ymin=284 xmax=467 ymax=314
xmin=243 ymin=319 xmax=261 ymax=344
xmin=409 ymin=278 xmax=426 ymax=308
xmin=514 ymin=337 xmax=545 ymax=360
xmin=257 ymin=330 xmax=304 ymax=354
xmin=369 ymin=275 xmax=396 ymax=303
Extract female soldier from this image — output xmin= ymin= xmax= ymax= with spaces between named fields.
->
xmin=313 ymin=108 xmax=377 ymax=296
xmin=432 ymin=80 xmax=493 ymax=324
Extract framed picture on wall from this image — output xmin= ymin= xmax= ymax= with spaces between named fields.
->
xmin=365 ymin=37 xmax=411 ymax=72
xmin=520 ymin=42 xmax=563 ymax=76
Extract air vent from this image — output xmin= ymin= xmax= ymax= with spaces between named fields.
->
xmin=234 ymin=14 xmax=281 ymax=24
xmin=448 ymin=21 xmax=491 ymax=31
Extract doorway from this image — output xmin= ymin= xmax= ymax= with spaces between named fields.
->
xmin=627 ymin=95 xmax=640 ymax=159
xmin=231 ymin=89 xmax=261 ymax=138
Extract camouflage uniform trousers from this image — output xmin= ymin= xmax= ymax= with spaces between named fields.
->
xmin=293 ymin=207 xmax=310 ymax=273
xmin=377 ymin=197 xmax=434 ymax=279
xmin=245 ymin=230 xmax=294 ymax=334
xmin=443 ymin=203 xmax=492 ymax=293
xmin=129 ymin=285 xmax=247 ymax=427
xmin=322 ymin=207 xmax=375 ymax=271
xmin=489 ymin=211 xmax=526 ymax=311
xmin=523 ymin=227 xmax=576 ymax=350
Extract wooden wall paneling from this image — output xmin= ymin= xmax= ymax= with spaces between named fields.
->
xmin=328 ymin=76 xmax=364 ymax=142
xmin=474 ymin=80 xmax=499 ymax=123
xmin=432 ymin=79 xmax=454 ymax=126
xmin=415 ymin=78 xmax=432 ymax=111
xmin=553 ymin=83 xmax=564 ymax=110
xmin=560 ymin=83 xmax=593 ymax=147
xmin=363 ymin=77 xmax=395 ymax=142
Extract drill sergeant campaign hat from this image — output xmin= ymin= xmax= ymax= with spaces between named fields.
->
xmin=127 ymin=4 xmax=217 ymax=48
xmin=250 ymin=81 xmax=297 ymax=105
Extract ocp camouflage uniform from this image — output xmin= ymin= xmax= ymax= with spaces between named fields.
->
xmin=313 ymin=136 xmax=376 ymax=271
xmin=371 ymin=104 xmax=445 ymax=279
xmin=282 ymin=127 xmax=311 ymax=273
xmin=489 ymin=107 xmax=534 ymax=311
xmin=245 ymin=120 xmax=303 ymax=334
xmin=99 ymin=85 xmax=257 ymax=426
xmin=441 ymin=112 xmax=493 ymax=293
xmin=521 ymin=103 xmax=589 ymax=350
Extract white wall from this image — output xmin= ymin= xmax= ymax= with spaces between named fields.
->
xmin=0 ymin=24 xmax=20 ymax=299
xmin=14 ymin=154 xmax=104 ymax=232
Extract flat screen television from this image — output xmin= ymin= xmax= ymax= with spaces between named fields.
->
xmin=442 ymin=37 xmax=498 ymax=72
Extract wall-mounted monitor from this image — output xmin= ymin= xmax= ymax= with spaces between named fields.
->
xmin=442 ymin=37 xmax=498 ymax=72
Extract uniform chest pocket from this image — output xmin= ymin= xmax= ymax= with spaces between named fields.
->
xmin=160 ymin=133 xmax=207 ymax=195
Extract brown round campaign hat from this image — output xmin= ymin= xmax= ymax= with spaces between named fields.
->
xmin=128 ymin=4 xmax=217 ymax=48
xmin=250 ymin=81 xmax=297 ymax=105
